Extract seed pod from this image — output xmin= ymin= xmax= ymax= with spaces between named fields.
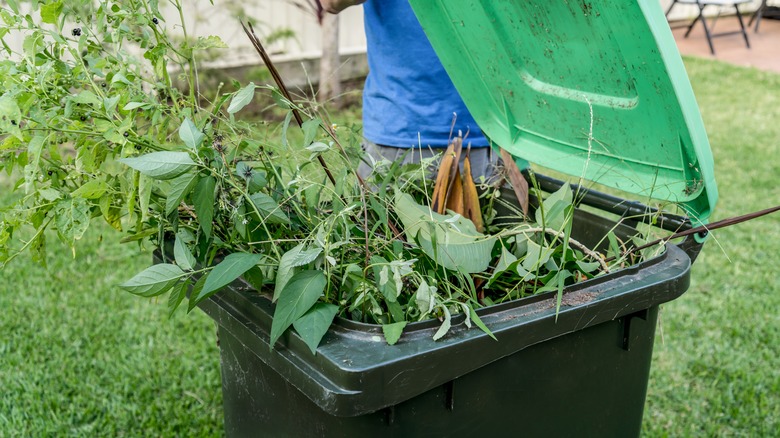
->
xmin=445 ymin=165 xmax=464 ymax=214
xmin=462 ymin=155 xmax=483 ymax=232
xmin=431 ymin=143 xmax=455 ymax=214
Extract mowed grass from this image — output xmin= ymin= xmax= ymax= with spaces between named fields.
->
xmin=1 ymin=57 xmax=779 ymax=436
xmin=0 ymin=208 xmax=223 ymax=434
xmin=642 ymin=58 xmax=780 ymax=436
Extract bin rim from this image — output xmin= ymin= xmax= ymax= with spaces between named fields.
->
xmin=190 ymin=238 xmax=692 ymax=417
xmin=409 ymin=0 xmax=717 ymax=227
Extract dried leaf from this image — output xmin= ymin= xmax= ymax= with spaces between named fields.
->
xmin=446 ymin=165 xmax=464 ymax=214
xmin=500 ymin=148 xmax=529 ymax=216
xmin=461 ymin=155 xmax=483 ymax=232
xmin=431 ymin=143 xmax=455 ymax=214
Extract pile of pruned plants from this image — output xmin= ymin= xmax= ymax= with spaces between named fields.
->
xmin=0 ymin=0 xmax=642 ymax=350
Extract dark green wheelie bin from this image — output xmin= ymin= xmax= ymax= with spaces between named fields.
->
xmin=197 ymin=1 xmax=718 ymax=436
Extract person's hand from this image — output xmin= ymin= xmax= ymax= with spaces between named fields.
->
xmin=321 ymin=0 xmax=366 ymax=14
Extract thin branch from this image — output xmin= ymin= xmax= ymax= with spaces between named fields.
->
xmin=607 ymin=204 xmax=780 ymax=263
xmin=241 ymin=21 xmax=336 ymax=186
xmin=513 ymin=227 xmax=610 ymax=273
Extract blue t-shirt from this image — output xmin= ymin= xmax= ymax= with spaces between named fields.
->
xmin=362 ymin=0 xmax=488 ymax=148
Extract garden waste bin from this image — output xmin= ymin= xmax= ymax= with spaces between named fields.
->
xmin=196 ymin=1 xmax=718 ymax=436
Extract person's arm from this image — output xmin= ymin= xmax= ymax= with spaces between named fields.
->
xmin=320 ymin=0 xmax=366 ymax=14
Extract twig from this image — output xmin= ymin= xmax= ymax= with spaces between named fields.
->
xmin=506 ymin=227 xmax=610 ymax=273
xmin=240 ymin=21 xmax=404 ymax=245
xmin=607 ymin=204 xmax=780 ymax=263
xmin=241 ymin=21 xmax=336 ymax=186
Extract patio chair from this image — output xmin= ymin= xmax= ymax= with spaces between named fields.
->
xmin=665 ymin=0 xmax=752 ymax=55
xmin=748 ymin=0 xmax=768 ymax=32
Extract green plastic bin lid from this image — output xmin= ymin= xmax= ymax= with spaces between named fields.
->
xmin=409 ymin=0 xmax=717 ymax=225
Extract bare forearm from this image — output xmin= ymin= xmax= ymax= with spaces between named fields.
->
xmin=321 ymin=0 xmax=366 ymax=14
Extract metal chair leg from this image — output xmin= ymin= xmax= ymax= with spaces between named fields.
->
xmin=748 ymin=0 xmax=767 ymax=32
xmin=696 ymin=6 xmax=717 ymax=55
xmin=684 ymin=11 xmax=703 ymax=38
xmin=665 ymin=0 xmax=678 ymax=17
xmin=734 ymin=5 xmax=751 ymax=48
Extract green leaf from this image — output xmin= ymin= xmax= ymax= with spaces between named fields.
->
xmin=165 ymin=171 xmax=198 ymax=216
xmin=394 ymin=193 xmax=495 ymax=273
xmin=227 ymin=82 xmax=256 ymax=115
xmin=0 ymin=94 xmax=22 ymax=140
xmin=242 ymin=265 xmax=266 ymax=291
xmin=103 ymin=95 xmax=120 ymax=114
xmin=522 ymin=240 xmax=554 ymax=272
xmin=173 ymin=232 xmax=196 ymax=271
xmin=382 ymin=321 xmax=408 ymax=346
xmin=119 ymin=264 xmax=185 ymax=297
xmin=270 ymin=270 xmax=326 ymax=349
xmin=5 ymin=0 xmax=19 ymax=14
xmin=273 ymin=244 xmax=322 ymax=302
xmin=414 ymin=279 xmax=437 ymax=315
xmin=271 ymin=89 xmax=291 ymax=110
xmin=301 ymin=118 xmax=321 ymax=147
xmin=22 ymin=32 xmax=43 ymax=62
xmin=71 ymin=179 xmax=108 ymax=199
xmin=38 ymin=188 xmax=61 ymax=201
xmin=178 ymin=117 xmax=204 ymax=150
xmin=193 ymin=176 xmax=215 ymax=239
xmin=138 ymin=174 xmax=152 ymax=221
xmin=187 ymin=275 xmax=208 ymax=313
xmin=553 ymin=270 xmax=573 ymax=319
xmin=576 ymin=260 xmax=601 ymax=274
xmin=123 ymin=102 xmax=150 ymax=111
xmin=306 ymin=142 xmax=330 ymax=159
xmin=119 ymin=151 xmax=196 ymax=180
xmin=535 ymin=184 xmax=573 ymax=231
xmin=293 ymin=303 xmax=339 ymax=354
xmin=71 ymin=90 xmax=102 ymax=107
xmin=23 ymin=134 xmax=46 ymax=188
xmin=192 ymin=35 xmax=228 ymax=50
xmin=432 ymin=305 xmax=452 ymax=341
xmin=30 ymin=232 xmax=46 ymax=268
xmin=192 ymin=252 xmax=263 ymax=305
xmin=99 ymin=195 xmax=121 ymax=231
xmin=488 ymin=245 xmax=519 ymax=286
xmin=53 ymin=197 xmax=91 ymax=247
xmin=469 ymin=307 xmax=497 ymax=341
xmin=119 ymin=228 xmax=157 ymax=244
xmin=249 ymin=192 xmax=290 ymax=225
xmin=40 ymin=1 xmax=63 ymax=24
xmin=167 ymin=279 xmax=189 ymax=318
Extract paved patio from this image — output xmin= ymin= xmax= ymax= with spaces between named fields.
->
xmin=670 ymin=12 xmax=780 ymax=74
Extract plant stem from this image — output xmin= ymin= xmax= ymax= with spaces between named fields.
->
xmin=501 ymin=227 xmax=610 ymax=272
xmin=1 ymin=217 xmax=53 ymax=268
xmin=174 ymin=0 xmax=199 ymax=102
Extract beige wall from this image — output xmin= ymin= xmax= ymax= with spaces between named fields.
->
xmin=2 ymin=1 xmax=764 ymax=70
xmin=163 ymin=1 xmax=367 ymax=69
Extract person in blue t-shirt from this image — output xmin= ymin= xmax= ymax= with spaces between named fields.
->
xmin=321 ymin=0 xmax=498 ymax=181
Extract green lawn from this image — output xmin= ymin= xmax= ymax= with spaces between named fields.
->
xmin=0 ymin=220 xmax=223 ymax=435
xmin=1 ymin=57 xmax=779 ymax=436
xmin=642 ymin=58 xmax=780 ymax=436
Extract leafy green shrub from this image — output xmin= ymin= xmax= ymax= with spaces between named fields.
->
xmin=0 ymin=0 xmax=640 ymax=350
